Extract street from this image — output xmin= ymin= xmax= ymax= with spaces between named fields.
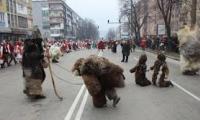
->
xmin=0 ymin=47 xmax=200 ymax=120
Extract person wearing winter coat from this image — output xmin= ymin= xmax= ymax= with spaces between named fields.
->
xmin=121 ymin=41 xmax=131 ymax=62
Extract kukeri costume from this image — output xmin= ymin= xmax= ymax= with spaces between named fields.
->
xmin=22 ymin=27 xmax=47 ymax=99
xmin=72 ymin=55 xmax=125 ymax=108
xmin=130 ymin=54 xmax=151 ymax=87
xmin=150 ymin=54 xmax=173 ymax=87
xmin=178 ymin=26 xmax=200 ymax=75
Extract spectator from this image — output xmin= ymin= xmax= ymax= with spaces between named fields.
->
xmin=140 ymin=37 xmax=147 ymax=51
xmin=171 ymin=34 xmax=179 ymax=53
xmin=111 ymin=41 xmax=117 ymax=53
xmin=2 ymin=40 xmax=9 ymax=67
xmin=121 ymin=41 xmax=131 ymax=63
xmin=97 ymin=41 xmax=105 ymax=51
xmin=8 ymin=41 xmax=17 ymax=65
xmin=0 ymin=42 xmax=4 ymax=68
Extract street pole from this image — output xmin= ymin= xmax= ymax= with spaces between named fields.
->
xmin=130 ymin=0 xmax=133 ymax=39
xmin=120 ymin=25 xmax=121 ymax=40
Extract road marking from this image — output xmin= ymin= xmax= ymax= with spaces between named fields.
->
xmin=172 ymin=81 xmax=200 ymax=102
xmin=73 ymin=51 xmax=103 ymax=120
xmin=133 ymin=57 xmax=139 ymax=61
xmin=64 ymin=85 xmax=85 ymax=120
xmin=98 ymin=51 xmax=103 ymax=56
xmin=65 ymin=51 xmax=103 ymax=120
xmin=74 ymin=91 xmax=89 ymax=120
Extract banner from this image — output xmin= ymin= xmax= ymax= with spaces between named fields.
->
xmin=0 ymin=0 xmax=7 ymax=12
xmin=157 ymin=25 xmax=166 ymax=35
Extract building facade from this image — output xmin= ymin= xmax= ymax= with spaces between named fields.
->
xmin=48 ymin=0 xmax=67 ymax=40
xmin=0 ymin=0 xmax=33 ymax=41
xmin=140 ymin=0 xmax=200 ymax=37
xmin=32 ymin=0 xmax=82 ymax=40
xmin=32 ymin=0 xmax=50 ymax=39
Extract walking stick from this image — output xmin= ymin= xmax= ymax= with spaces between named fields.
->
xmin=48 ymin=57 xmax=63 ymax=101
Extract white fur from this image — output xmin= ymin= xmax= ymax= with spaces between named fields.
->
xmin=178 ymin=26 xmax=200 ymax=72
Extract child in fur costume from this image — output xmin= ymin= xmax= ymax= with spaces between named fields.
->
xmin=72 ymin=55 xmax=125 ymax=108
xmin=150 ymin=53 xmax=173 ymax=87
xmin=178 ymin=25 xmax=200 ymax=75
xmin=130 ymin=54 xmax=151 ymax=87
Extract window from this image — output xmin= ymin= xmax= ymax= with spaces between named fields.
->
xmin=51 ymin=30 xmax=60 ymax=34
xmin=0 ymin=13 xmax=4 ymax=22
xmin=18 ymin=16 xmax=28 ymax=28
xmin=42 ymin=10 xmax=49 ymax=17
xmin=42 ymin=21 xmax=50 ymax=29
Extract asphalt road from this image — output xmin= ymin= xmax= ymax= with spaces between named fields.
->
xmin=0 ymin=47 xmax=200 ymax=120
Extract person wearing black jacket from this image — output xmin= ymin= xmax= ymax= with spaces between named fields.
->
xmin=121 ymin=41 xmax=131 ymax=62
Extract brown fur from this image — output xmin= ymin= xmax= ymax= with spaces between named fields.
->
xmin=151 ymin=53 xmax=173 ymax=87
xmin=72 ymin=58 xmax=85 ymax=76
xmin=79 ymin=55 xmax=125 ymax=88
xmin=82 ymin=75 xmax=102 ymax=96
xmin=92 ymin=92 xmax=107 ymax=108
xmin=72 ymin=55 xmax=124 ymax=107
xmin=130 ymin=54 xmax=151 ymax=87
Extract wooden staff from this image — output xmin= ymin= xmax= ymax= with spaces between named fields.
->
xmin=47 ymin=56 xmax=63 ymax=101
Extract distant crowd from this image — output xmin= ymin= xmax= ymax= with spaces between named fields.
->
xmin=0 ymin=39 xmax=99 ymax=69
xmin=136 ymin=35 xmax=179 ymax=53
xmin=0 ymin=36 xmax=180 ymax=69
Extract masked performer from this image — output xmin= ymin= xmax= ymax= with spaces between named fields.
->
xmin=178 ymin=25 xmax=200 ymax=75
xmin=22 ymin=27 xmax=47 ymax=99
xmin=150 ymin=53 xmax=173 ymax=87
xmin=49 ymin=44 xmax=63 ymax=63
xmin=130 ymin=54 xmax=151 ymax=87
xmin=72 ymin=55 xmax=125 ymax=108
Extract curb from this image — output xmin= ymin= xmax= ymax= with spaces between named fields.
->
xmin=145 ymin=49 xmax=180 ymax=61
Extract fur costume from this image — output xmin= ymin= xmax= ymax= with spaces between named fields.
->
xmin=72 ymin=55 xmax=124 ymax=108
xmin=178 ymin=26 xmax=200 ymax=75
xmin=130 ymin=54 xmax=151 ymax=87
xmin=22 ymin=38 xmax=46 ymax=98
xmin=22 ymin=27 xmax=46 ymax=99
xmin=150 ymin=53 xmax=173 ymax=87
xmin=49 ymin=45 xmax=63 ymax=63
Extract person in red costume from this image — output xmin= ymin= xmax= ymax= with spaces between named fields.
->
xmin=98 ymin=41 xmax=105 ymax=51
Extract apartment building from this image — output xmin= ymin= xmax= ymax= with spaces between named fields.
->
xmin=48 ymin=0 xmax=67 ymax=40
xmin=32 ymin=0 xmax=50 ymax=38
xmin=0 ymin=0 xmax=33 ymax=41
xmin=32 ymin=0 xmax=82 ymax=40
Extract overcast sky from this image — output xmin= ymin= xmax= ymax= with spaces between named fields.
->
xmin=65 ymin=0 xmax=120 ymax=37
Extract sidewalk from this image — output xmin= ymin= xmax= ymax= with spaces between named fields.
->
xmin=144 ymin=48 xmax=180 ymax=61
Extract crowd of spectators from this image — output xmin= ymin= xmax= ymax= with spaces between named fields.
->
xmin=136 ymin=34 xmax=179 ymax=53
xmin=0 ymin=39 xmax=99 ymax=69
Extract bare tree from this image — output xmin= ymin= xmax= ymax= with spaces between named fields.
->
xmin=180 ymin=0 xmax=199 ymax=28
xmin=106 ymin=28 xmax=116 ymax=40
xmin=120 ymin=0 xmax=148 ymax=42
xmin=190 ymin=0 xmax=197 ymax=29
xmin=77 ymin=19 xmax=99 ymax=40
xmin=156 ymin=0 xmax=176 ymax=39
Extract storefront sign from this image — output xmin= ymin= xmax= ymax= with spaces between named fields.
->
xmin=157 ymin=25 xmax=166 ymax=35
